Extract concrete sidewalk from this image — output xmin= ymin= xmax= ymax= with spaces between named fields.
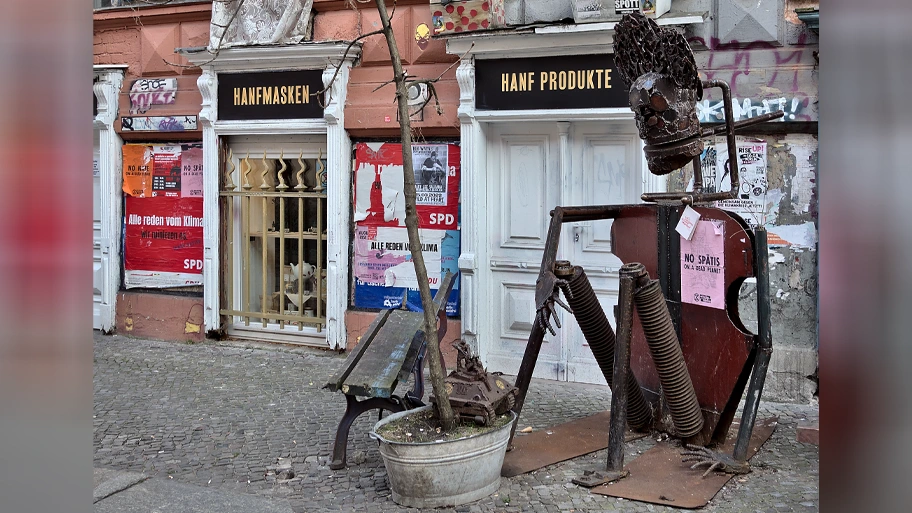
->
xmin=93 ymin=331 xmax=818 ymax=512
xmin=94 ymin=467 xmax=294 ymax=512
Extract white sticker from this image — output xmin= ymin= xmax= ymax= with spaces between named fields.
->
xmin=675 ymin=205 xmax=701 ymax=240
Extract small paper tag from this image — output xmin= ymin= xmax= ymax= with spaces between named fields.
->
xmin=675 ymin=205 xmax=701 ymax=240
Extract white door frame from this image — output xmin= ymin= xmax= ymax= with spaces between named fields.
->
xmin=454 ymin=52 xmax=665 ymax=371
xmin=188 ymin=43 xmax=360 ymax=349
xmin=93 ymin=65 xmax=127 ymax=333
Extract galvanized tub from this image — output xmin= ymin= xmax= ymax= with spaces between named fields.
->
xmin=370 ymin=405 xmax=517 ymax=508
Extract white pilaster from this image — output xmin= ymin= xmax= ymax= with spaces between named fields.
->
xmin=198 ymin=68 xmax=221 ymax=332
xmin=323 ymin=62 xmax=352 ymax=350
xmin=456 ymin=58 xmax=485 ymax=354
xmin=93 ymin=68 xmax=125 ymax=333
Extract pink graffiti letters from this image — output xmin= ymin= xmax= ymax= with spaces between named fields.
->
xmin=129 ymin=78 xmax=178 ymax=114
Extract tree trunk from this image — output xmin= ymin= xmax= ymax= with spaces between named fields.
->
xmin=373 ymin=0 xmax=456 ymax=431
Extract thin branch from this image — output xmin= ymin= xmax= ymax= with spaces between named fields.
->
xmin=313 ymin=28 xmax=381 ymax=107
xmin=162 ymin=0 xmax=246 ymax=69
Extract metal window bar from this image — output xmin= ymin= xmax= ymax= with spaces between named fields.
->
xmin=219 ymin=150 xmax=328 ymax=332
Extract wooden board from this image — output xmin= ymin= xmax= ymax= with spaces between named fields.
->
xmin=339 ymin=312 xmax=425 ymax=398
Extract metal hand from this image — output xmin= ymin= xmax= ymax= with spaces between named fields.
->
xmin=534 ymin=270 xmax=573 ymax=336
xmin=680 ymin=445 xmax=750 ymax=478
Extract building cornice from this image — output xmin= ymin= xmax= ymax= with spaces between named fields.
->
xmin=180 ymin=41 xmax=361 ymax=73
xmin=445 ymin=11 xmax=706 ymax=59
xmin=93 ymin=2 xmax=213 ymax=31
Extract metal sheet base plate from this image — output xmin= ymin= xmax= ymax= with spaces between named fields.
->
xmin=502 ymin=411 xmax=647 ymax=478
xmin=590 ymin=417 xmax=778 ymax=509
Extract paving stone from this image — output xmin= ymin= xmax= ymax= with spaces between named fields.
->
xmin=94 ymin=331 xmax=818 ymax=512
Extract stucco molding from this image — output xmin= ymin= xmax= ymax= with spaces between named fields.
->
xmin=93 ymin=68 xmax=126 ymax=333
xmin=183 ymin=42 xmax=361 ymax=73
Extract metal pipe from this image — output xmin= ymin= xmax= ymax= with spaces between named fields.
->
xmin=510 ymin=208 xmax=567 ymax=447
xmin=261 ymin=195 xmax=268 ymax=327
xmin=703 ymin=79 xmax=740 ymax=200
xmin=733 ymin=227 xmax=773 ymax=461
xmin=278 ymin=196 xmax=285 ymax=329
xmin=690 ymin=154 xmax=703 ymax=193
xmin=700 ymin=111 xmax=785 ymax=138
xmin=607 ymin=263 xmax=639 ymax=471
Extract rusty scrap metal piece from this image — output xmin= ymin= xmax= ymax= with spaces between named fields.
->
xmin=572 ymin=469 xmax=630 ymax=488
xmin=634 ymin=279 xmax=705 ymax=440
xmin=614 ymin=12 xmax=703 ymax=175
xmin=534 ymin=262 xmax=574 ymax=336
xmin=564 ymin=264 xmax=653 ymax=430
xmin=681 ymin=445 xmax=751 ymax=478
xmin=614 ymin=12 xmax=785 ymax=204
xmin=430 ymin=340 xmax=518 ymax=426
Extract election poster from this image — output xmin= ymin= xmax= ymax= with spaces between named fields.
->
xmin=351 ymin=142 xmax=461 ymax=314
xmin=123 ymin=143 xmax=204 ymax=288
xmin=352 ymin=225 xmax=460 ymax=316
xmin=352 ymin=142 xmax=459 ymax=230
xmin=680 ymin=220 xmax=726 ymax=310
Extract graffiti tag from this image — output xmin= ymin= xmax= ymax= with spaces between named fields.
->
xmin=697 ymin=97 xmax=808 ymax=124
xmin=129 ymin=78 xmax=177 ymax=114
xmin=122 ymin=116 xmax=197 ymax=132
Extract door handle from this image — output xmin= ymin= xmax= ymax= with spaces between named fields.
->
xmin=572 ymin=222 xmax=590 ymax=242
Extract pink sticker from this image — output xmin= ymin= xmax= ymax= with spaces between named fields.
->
xmin=681 ymin=220 xmax=726 ymax=309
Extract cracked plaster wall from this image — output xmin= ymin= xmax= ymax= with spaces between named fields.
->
xmin=670 ymin=134 xmax=818 ymax=403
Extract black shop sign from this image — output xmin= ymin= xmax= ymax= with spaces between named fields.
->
xmin=475 ymin=54 xmax=629 ymax=111
xmin=218 ymin=70 xmax=324 ymax=121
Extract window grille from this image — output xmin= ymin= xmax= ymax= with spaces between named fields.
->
xmin=219 ymin=149 xmax=328 ymax=332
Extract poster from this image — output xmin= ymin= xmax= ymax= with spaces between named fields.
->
xmin=412 ymin=144 xmax=449 ymax=206
xmin=680 ymin=220 xmax=726 ymax=309
xmin=352 ymin=142 xmax=459 ymax=230
xmin=123 ymin=143 xmax=204 ymax=288
xmin=352 ymin=142 xmax=460 ymax=315
xmin=122 ymin=144 xmax=153 ymax=198
xmin=151 ymin=145 xmax=181 ymax=197
xmin=709 ymin=136 xmax=768 ymax=229
xmin=352 ymin=225 xmax=460 ymax=316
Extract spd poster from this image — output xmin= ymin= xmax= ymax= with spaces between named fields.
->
xmin=123 ymin=143 xmax=204 ymax=288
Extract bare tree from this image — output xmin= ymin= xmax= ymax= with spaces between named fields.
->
xmin=369 ymin=0 xmax=457 ymax=432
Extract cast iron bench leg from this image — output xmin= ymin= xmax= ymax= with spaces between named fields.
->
xmin=330 ymin=394 xmax=406 ymax=470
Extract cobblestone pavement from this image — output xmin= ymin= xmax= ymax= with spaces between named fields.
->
xmin=94 ymin=332 xmax=818 ymax=512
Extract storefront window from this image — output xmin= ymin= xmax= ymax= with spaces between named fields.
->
xmin=221 ymin=150 xmax=328 ymax=332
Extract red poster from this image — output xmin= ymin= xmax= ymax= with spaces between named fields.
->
xmin=353 ymin=142 xmax=459 ymax=230
xmin=123 ymin=195 xmax=204 ymax=288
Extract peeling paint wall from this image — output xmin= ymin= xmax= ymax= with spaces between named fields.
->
xmin=661 ymin=0 xmax=819 ymax=404
xmin=670 ymin=133 xmax=819 ymax=403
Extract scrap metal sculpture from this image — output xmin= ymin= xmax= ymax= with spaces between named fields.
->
xmin=511 ymin=11 xmax=777 ymax=486
xmin=430 ymin=340 xmax=518 ymax=426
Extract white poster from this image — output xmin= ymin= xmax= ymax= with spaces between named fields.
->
xmin=712 ymin=136 xmax=768 ymax=229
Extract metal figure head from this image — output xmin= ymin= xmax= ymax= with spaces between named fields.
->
xmin=614 ymin=12 xmax=704 ymax=176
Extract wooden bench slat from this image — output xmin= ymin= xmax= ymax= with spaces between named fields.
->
xmin=340 ymin=312 xmax=427 ymax=398
xmin=324 ymin=309 xmax=393 ymax=393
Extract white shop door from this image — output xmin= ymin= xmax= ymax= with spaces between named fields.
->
xmin=484 ymin=121 xmax=641 ymax=383
xmin=92 ymin=133 xmax=103 ymax=330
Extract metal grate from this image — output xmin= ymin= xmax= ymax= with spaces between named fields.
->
xmin=220 ymin=149 xmax=328 ymax=331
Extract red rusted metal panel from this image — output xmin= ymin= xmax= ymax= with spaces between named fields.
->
xmin=611 ymin=204 xmax=757 ymax=441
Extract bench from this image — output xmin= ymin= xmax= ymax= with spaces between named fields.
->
xmin=324 ymin=272 xmax=456 ymax=470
